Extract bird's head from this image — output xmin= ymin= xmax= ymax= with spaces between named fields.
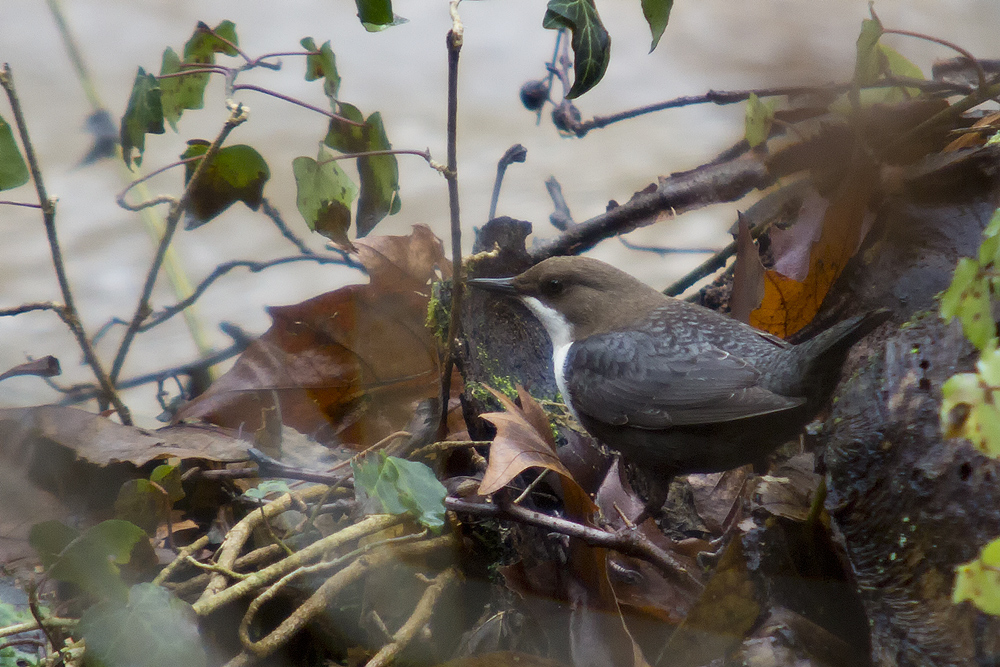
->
xmin=468 ymin=256 xmax=667 ymax=343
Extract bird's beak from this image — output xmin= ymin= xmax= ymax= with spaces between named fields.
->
xmin=466 ymin=276 xmax=518 ymax=295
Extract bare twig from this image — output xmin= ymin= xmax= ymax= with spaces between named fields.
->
xmin=545 ymin=176 xmax=574 ymax=230
xmin=439 ymin=3 xmax=465 ymax=438
xmin=139 ymin=254 xmax=360 ymax=330
xmin=116 ymin=156 xmax=200 ymax=210
xmin=230 ymin=83 xmax=362 ymax=123
xmin=0 ymin=64 xmax=130 ymax=422
xmin=260 ymin=197 xmax=314 ymax=255
xmin=560 ymin=78 xmax=974 ymax=137
xmin=0 ymin=200 xmax=42 ymax=209
xmin=883 ymin=28 xmax=986 ymax=90
xmin=488 ymin=144 xmax=528 ymax=220
xmin=619 ymin=236 xmax=718 ymax=256
xmin=109 ymin=102 xmax=250 ymax=386
xmin=0 ymin=301 xmax=64 ymax=318
xmin=445 ymin=497 xmax=701 ymax=587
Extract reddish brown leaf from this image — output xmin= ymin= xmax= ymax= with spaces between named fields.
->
xmin=478 ymin=386 xmax=574 ymax=497
xmin=750 ymin=170 xmax=876 ymax=337
xmin=176 ymin=225 xmax=449 ymax=449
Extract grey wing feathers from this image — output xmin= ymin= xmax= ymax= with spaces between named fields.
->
xmin=565 ymin=331 xmax=804 ymax=428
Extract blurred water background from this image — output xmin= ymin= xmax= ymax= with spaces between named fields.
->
xmin=1 ymin=0 xmax=998 ymax=422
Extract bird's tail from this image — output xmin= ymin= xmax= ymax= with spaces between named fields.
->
xmin=777 ymin=310 xmax=891 ymax=396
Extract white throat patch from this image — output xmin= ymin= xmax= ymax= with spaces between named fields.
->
xmin=521 ymin=296 xmax=576 ymax=417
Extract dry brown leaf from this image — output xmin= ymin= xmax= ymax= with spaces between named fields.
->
xmin=478 ymin=386 xmax=573 ymax=497
xmin=176 ymin=225 xmax=448 ymax=449
xmin=0 ymin=406 xmax=246 ymax=466
xmin=942 ymin=111 xmax=1000 ymax=153
xmin=750 ymin=169 xmax=876 ymax=337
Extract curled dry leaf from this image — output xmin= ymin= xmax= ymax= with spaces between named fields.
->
xmin=478 ymin=386 xmax=575 ymax=498
xmin=176 ymin=225 xmax=450 ymax=450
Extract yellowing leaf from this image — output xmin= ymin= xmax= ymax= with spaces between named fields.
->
xmin=954 ymin=537 xmax=1000 ymax=615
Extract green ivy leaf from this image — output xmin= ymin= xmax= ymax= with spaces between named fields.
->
xmin=352 ymin=454 xmax=447 ymax=531
xmin=301 ymin=37 xmax=341 ymax=100
xmin=954 ymin=537 xmax=1000 ymax=615
xmin=293 ymin=148 xmax=357 ymax=245
xmin=356 ymin=112 xmax=400 ymax=237
xmin=641 ymin=0 xmax=673 ymax=52
xmin=324 ymin=102 xmax=367 ymax=153
xmin=184 ymin=20 xmax=239 ymax=62
xmin=0 ymin=113 xmax=29 ymax=191
xmin=985 ymin=209 xmax=1000 ymax=237
xmin=323 ymin=106 xmax=400 ymax=237
xmin=29 ymin=519 xmax=146 ymax=602
xmin=744 ymin=93 xmax=777 ymax=148
xmin=940 ymin=257 xmax=995 ymax=350
xmin=243 ymin=479 xmax=292 ymax=501
xmin=543 ymin=0 xmax=611 ymax=99
xmin=150 ymin=464 xmax=185 ymax=504
xmin=114 ymin=479 xmax=168 ymax=536
xmin=79 ymin=583 xmax=207 ymax=667
xmin=354 ymin=0 xmax=407 ymax=31
xmin=181 ymin=140 xmax=270 ymax=227
xmin=159 ymin=47 xmax=208 ymax=131
xmin=120 ymin=68 xmax=164 ymax=168
xmin=853 ymin=18 xmax=883 ymax=87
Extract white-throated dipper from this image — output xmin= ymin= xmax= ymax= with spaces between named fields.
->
xmin=469 ymin=256 xmax=884 ymax=479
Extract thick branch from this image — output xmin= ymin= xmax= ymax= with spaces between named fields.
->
xmin=529 ymin=154 xmax=772 ymax=261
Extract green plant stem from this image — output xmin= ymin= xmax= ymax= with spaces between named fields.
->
xmin=109 ymin=104 xmax=249 ymax=385
xmin=440 ymin=5 xmax=464 ymax=436
xmin=0 ymin=64 xmax=131 ymax=422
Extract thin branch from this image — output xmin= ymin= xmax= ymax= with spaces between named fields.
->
xmin=562 ymin=78 xmax=975 ymax=137
xmin=58 ymin=335 xmax=249 ymax=405
xmin=0 ymin=200 xmax=42 ymax=209
xmin=230 ymin=83 xmax=363 ymax=124
xmin=0 ymin=64 xmax=130 ymax=422
xmin=252 ymin=50 xmax=314 ymax=63
xmin=139 ymin=254 xmax=360 ymax=330
xmin=439 ymin=3 xmax=464 ymax=438
xmin=260 ymin=197 xmax=313 ymax=255
xmin=109 ymin=102 xmax=249 ymax=386
xmin=156 ymin=66 xmax=228 ymax=80
xmin=545 ymin=176 xmax=574 ymax=230
xmin=116 ymin=156 xmax=199 ymax=210
xmin=882 ymin=28 xmax=986 ymax=90
xmin=619 ymin=236 xmax=718 ymax=256
xmin=320 ymin=148 xmax=445 ymax=174
xmin=0 ymin=301 xmax=64 ymax=317
xmin=488 ymin=144 xmax=527 ymax=220
xmin=445 ymin=497 xmax=700 ymax=587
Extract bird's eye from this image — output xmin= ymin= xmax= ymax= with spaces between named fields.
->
xmin=540 ymin=278 xmax=564 ymax=297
